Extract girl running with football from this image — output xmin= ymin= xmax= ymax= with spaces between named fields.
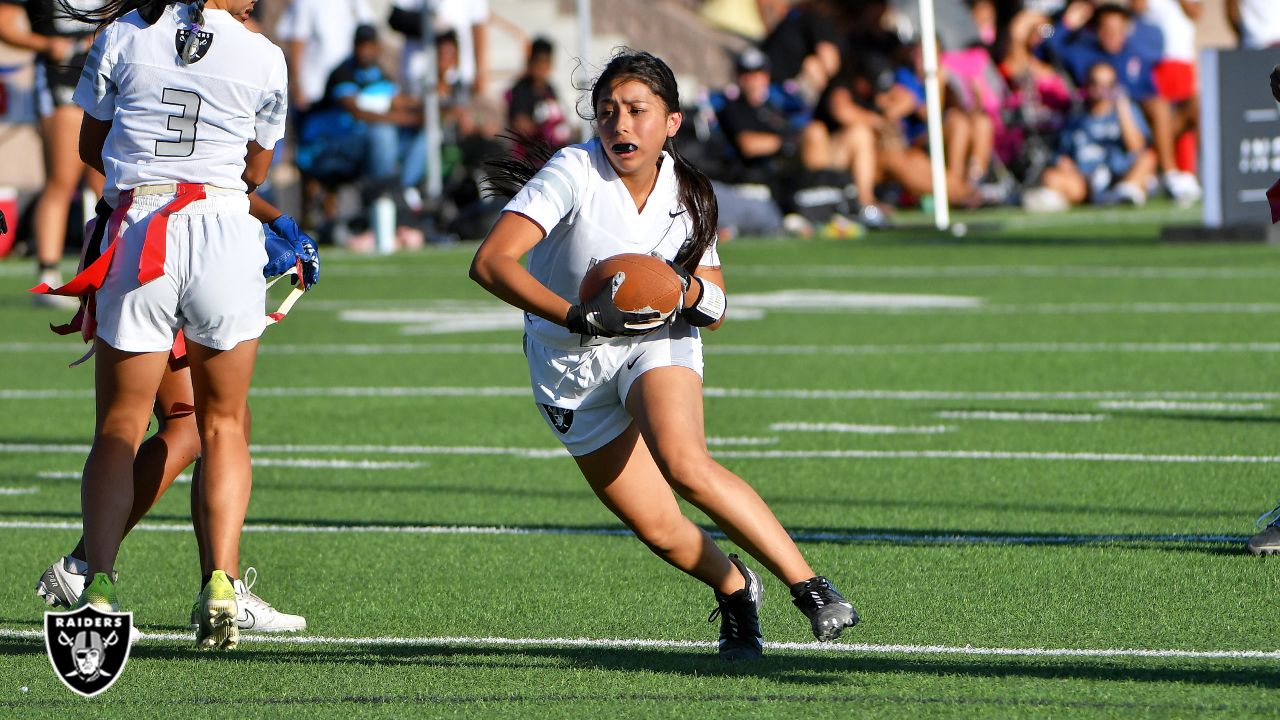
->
xmin=472 ymin=50 xmax=858 ymax=660
xmin=46 ymin=0 xmax=287 ymax=650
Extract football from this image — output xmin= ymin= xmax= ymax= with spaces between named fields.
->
xmin=578 ymin=253 xmax=684 ymax=317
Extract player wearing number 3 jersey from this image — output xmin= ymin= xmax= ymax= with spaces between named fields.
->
xmin=49 ymin=0 xmax=285 ymax=650
xmin=472 ymin=50 xmax=859 ymax=661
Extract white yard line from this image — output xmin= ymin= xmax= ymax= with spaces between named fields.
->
xmin=0 ymin=520 xmax=1248 ymax=547
xmin=7 ymin=442 xmax=1280 ymax=464
xmin=0 ymin=487 xmax=38 ymax=495
xmin=10 ymin=340 xmax=1280 ymax=356
xmin=730 ymin=265 xmax=1280 ymax=280
xmin=11 ymin=386 xmax=1280 ymax=402
xmin=1097 ymin=401 xmax=1268 ymax=412
xmin=770 ymin=422 xmax=951 ymax=435
xmin=0 ymin=628 xmax=1272 ymax=660
xmin=937 ymin=411 xmax=1109 ymax=423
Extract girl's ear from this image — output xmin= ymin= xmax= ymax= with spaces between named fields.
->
xmin=666 ymin=111 xmax=682 ymax=139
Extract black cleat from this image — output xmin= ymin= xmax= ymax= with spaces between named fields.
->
xmin=708 ymin=554 xmax=763 ymax=661
xmin=790 ymin=576 xmax=859 ymax=642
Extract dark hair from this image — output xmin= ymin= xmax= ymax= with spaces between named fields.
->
xmin=1091 ymin=3 xmax=1132 ymax=25
xmin=58 ymin=0 xmax=208 ymax=64
xmin=530 ymin=37 xmax=554 ymax=61
xmin=592 ymin=51 xmax=717 ymax=272
xmin=486 ymin=50 xmax=717 ymax=272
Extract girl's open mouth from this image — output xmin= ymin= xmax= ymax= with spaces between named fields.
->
xmin=612 ymin=143 xmax=638 ymax=156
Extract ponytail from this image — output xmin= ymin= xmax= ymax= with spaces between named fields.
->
xmin=178 ymin=0 xmax=206 ymax=65
xmin=482 ymin=131 xmax=557 ymax=200
xmin=57 ymin=0 xmax=170 ymax=28
xmin=667 ymin=140 xmax=718 ymax=274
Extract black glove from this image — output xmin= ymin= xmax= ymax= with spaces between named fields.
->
xmin=566 ymin=272 xmax=664 ymax=337
xmin=0 ymin=209 xmax=7 ymax=236
xmin=1271 ymin=65 xmax=1280 ymax=104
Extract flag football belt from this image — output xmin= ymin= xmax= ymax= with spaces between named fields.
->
xmin=30 ymin=183 xmax=301 ymax=366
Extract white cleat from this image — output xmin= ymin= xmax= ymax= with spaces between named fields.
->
xmin=35 ymin=554 xmax=88 ymax=608
xmin=190 ymin=567 xmax=306 ymax=632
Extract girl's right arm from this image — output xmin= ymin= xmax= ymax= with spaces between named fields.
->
xmin=469 ymin=211 xmax=573 ymax=327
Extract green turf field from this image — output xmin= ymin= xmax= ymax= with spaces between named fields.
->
xmin=1 ymin=205 xmax=1278 ymax=717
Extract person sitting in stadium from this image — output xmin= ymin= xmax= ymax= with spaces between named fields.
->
xmin=1044 ymin=1 xmax=1200 ymax=205
xmin=506 ymin=37 xmax=571 ymax=158
xmin=712 ymin=47 xmax=809 ymax=238
xmin=1023 ymin=62 xmax=1156 ymax=211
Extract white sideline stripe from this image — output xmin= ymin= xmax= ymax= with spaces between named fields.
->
xmin=0 ymin=487 xmax=38 ymax=495
xmin=711 ymin=449 xmax=1280 ymax=464
xmin=0 ymin=520 xmax=1250 ymax=547
xmin=936 ymin=411 xmax=1108 ymax=423
xmin=731 ymin=265 xmax=1280 ymax=280
xmin=9 ymin=442 xmax=1280 ymax=464
xmin=14 ymin=386 xmax=1280 ymax=402
xmin=706 ymin=436 xmax=779 ymax=446
xmin=1097 ymin=401 xmax=1268 ymax=412
xmin=0 ymin=628 xmax=1274 ymax=660
xmin=12 ymin=341 xmax=1280 ymax=356
xmin=38 ymin=471 xmax=193 ymax=484
xmin=770 ymin=422 xmax=951 ymax=435
xmin=252 ymin=458 xmax=426 ymax=470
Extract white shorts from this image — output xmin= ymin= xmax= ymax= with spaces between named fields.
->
xmin=95 ymin=192 xmax=267 ymax=353
xmin=526 ymin=321 xmax=704 ymax=456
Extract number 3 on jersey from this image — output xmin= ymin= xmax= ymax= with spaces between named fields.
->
xmin=156 ymin=88 xmax=203 ymax=158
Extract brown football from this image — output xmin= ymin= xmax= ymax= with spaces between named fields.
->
xmin=578 ymin=253 xmax=683 ymax=317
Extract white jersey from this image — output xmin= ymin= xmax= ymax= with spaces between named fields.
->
xmin=75 ymin=4 xmax=288 ymax=198
xmin=1142 ymin=0 xmax=1196 ymax=63
xmin=503 ymin=137 xmax=721 ymax=350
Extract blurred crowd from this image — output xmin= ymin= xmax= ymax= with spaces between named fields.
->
xmin=2 ymin=0 xmax=1275 ymax=263
xmin=272 ymin=0 xmax=568 ymax=248
xmin=693 ymin=0 xmax=1224 ymax=237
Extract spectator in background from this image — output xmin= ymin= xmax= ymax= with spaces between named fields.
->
xmin=1139 ymin=0 xmax=1199 ymax=178
xmin=276 ymin=0 xmax=372 ymax=114
xmin=761 ymin=0 xmax=843 ymax=103
xmin=998 ymin=7 xmax=1074 ymax=182
xmin=1046 ymin=2 xmax=1200 ymax=205
xmin=1227 ymin=0 xmax=1280 ymax=50
xmin=277 ymin=0 xmax=373 ymax=229
xmin=320 ymin=25 xmax=423 ymax=189
xmin=713 ymin=48 xmax=808 ymax=237
xmin=1024 ymin=62 xmax=1155 ymax=211
xmin=390 ymin=0 xmax=490 ymax=100
xmin=0 ymin=0 xmax=104 ymax=308
xmin=507 ymin=37 xmax=570 ymax=158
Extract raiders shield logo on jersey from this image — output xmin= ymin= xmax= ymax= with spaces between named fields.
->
xmin=45 ymin=606 xmax=132 ymax=697
xmin=175 ymin=28 xmax=214 ymax=63
xmin=541 ymin=404 xmax=574 ymax=433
